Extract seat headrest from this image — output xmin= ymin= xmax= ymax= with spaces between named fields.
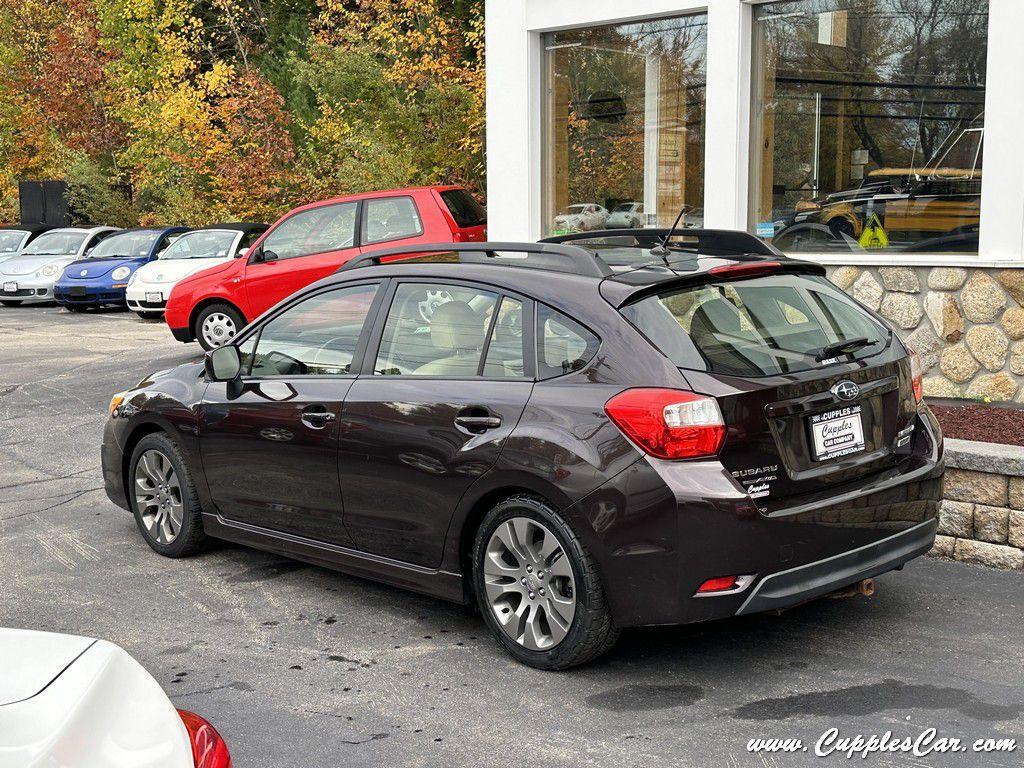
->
xmin=430 ymin=301 xmax=484 ymax=351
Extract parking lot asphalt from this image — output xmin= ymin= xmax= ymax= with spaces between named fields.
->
xmin=1 ymin=304 xmax=1023 ymax=767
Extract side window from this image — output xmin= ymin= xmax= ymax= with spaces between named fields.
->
xmin=483 ymin=297 xmax=525 ymax=378
xmin=375 ymin=282 xmax=498 ymax=376
xmin=261 ymin=202 xmax=357 ymax=261
xmin=537 ymin=304 xmax=600 ymax=379
xmin=363 ymin=197 xmax=423 ymax=245
xmin=250 ymin=284 xmax=379 ymax=376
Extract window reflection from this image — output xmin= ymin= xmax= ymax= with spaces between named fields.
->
xmin=752 ymin=0 xmax=987 ymax=254
xmin=544 ymin=14 xmax=707 ymax=235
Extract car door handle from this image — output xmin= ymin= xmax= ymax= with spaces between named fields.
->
xmin=301 ymin=408 xmax=336 ymax=429
xmin=454 ymin=414 xmax=502 ymax=432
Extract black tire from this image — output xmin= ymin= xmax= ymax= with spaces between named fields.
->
xmin=135 ymin=311 xmax=163 ymax=320
xmin=128 ymin=432 xmax=208 ymax=557
xmin=65 ymin=305 xmax=88 ymax=313
xmin=0 ymin=300 xmax=20 ymax=307
xmin=193 ymin=302 xmax=245 ymax=351
xmin=472 ymin=495 xmax=620 ymax=670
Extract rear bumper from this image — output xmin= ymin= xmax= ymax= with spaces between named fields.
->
xmin=566 ymin=431 xmax=943 ymax=628
xmin=736 ymin=518 xmax=937 ymax=615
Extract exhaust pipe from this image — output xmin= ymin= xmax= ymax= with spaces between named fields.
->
xmin=828 ymin=578 xmax=875 ymax=599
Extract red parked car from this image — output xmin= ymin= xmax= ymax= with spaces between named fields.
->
xmin=165 ymin=186 xmax=486 ymax=349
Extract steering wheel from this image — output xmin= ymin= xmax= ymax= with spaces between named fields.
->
xmin=418 ymin=289 xmax=454 ymax=321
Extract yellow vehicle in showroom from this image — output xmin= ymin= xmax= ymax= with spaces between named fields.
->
xmin=773 ymin=117 xmax=983 ymax=253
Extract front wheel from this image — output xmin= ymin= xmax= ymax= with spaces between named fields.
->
xmin=64 ymin=305 xmax=88 ymax=313
xmin=128 ymin=433 xmax=208 ymax=557
xmin=0 ymin=300 xmax=21 ymax=307
xmin=194 ymin=303 xmax=245 ymax=351
xmin=473 ymin=495 xmax=619 ymax=670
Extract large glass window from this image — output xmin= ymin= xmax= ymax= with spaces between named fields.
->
xmin=752 ymin=0 xmax=987 ymax=254
xmin=543 ymin=14 xmax=707 ymax=236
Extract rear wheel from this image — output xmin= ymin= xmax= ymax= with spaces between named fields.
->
xmin=194 ymin=303 xmax=245 ymax=351
xmin=128 ymin=433 xmax=208 ymax=557
xmin=473 ymin=495 xmax=619 ymax=670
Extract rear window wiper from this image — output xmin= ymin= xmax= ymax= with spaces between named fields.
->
xmin=811 ymin=336 xmax=873 ymax=362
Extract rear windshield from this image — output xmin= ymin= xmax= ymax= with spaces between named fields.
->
xmin=440 ymin=189 xmax=486 ymax=228
xmin=621 ymin=274 xmax=891 ymax=377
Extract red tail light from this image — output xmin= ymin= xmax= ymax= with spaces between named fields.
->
xmin=178 ymin=710 xmax=231 ymax=768
xmin=908 ymin=348 xmax=923 ymax=403
xmin=708 ymin=261 xmax=781 ymax=279
xmin=604 ymin=388 xmax=725 ymax=459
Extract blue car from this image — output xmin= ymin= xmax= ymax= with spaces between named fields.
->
xmin=54 ymin=227 xmax=187 ymax=310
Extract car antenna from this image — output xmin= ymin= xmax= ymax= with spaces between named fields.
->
xmin=650 ymin=206 xmax=688 ymax=257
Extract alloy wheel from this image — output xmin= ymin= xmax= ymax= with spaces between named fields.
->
xmin=134 ymin=449 xmax=184 ymax=544
xmin=483 ymin=517 xmax=576 ymax=651
xmin=201 ymin=312 xmax=236 ymax=347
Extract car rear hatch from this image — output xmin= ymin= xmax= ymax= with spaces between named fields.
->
xmin=617 ymin=266 xmax=923 ymax=512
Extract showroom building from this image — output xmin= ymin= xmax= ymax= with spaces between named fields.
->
xmin=485 ymin=0 xmax=1024 ymax=400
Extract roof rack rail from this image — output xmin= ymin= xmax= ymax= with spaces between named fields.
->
xmin=336 ymin=241 xmax=614 ymax=278
xmin=541 ymin=228 xmax=781 ymax=258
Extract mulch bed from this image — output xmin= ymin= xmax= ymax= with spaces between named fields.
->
xmin=929 ymin=402 xmax=1024 ymax=447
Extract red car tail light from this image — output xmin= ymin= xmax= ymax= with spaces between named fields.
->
xmin=707 ymin=261 xmax=781 ymax=279
xmin=178 ymin=709 xmax=232 ymax=768
xmin=908 ymin=348 xmax=923 ymax=403
xmin=604 ymin=388 xmax=725 ymax=459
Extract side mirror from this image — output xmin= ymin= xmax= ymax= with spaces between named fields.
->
xmin=262 ymin=249 xmax=279 ymax=263
xmin=85 ymin=247 xmax=94 ymax=256
xmin=237 ymin=246 xmax=250 ymax=258
xmin=205 ymin=345 xmax=242 ymax=382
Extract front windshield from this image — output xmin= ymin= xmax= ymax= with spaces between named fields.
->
xmin=89 ymin=230 xmax=160 ymax=259
xmin=160 ymin=229 xmax=236 ymax=259
xmin=22 ymin=231 xmax=87 ymax=256
xmin=0 ymin=231 xmax=28 ymax=253
xmin=612 ymin=204 xmax=635 ymax=213
xmin=564 ymin=205 xmax=587 ymax=213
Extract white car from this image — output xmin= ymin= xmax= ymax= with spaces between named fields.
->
xmin=126 ymin=224 xmax=267 ymax=318
xmin=0 ymin=226 xmax=120 ymax=306
xmin=0 ymin=628 xmax=231 ymax=768
xmin=0 ymin=225 xmax=54 ymax=266
xmin=606 ymin=202 xmax=646 ymax=229
xmin=552 ymin=203 xmax=609 ymax=233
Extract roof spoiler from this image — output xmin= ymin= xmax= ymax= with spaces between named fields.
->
xmin=541 ymin=228 xmax=781 ymax=258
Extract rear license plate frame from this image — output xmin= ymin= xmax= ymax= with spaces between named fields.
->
xmin=809 ymin=405 xmax=865 ymax=461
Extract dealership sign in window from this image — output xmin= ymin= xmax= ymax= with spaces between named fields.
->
xmin=543 ymin=14 xmax=707 ymax=236
xmin=751 ymin=0 xmax=987 ymax=254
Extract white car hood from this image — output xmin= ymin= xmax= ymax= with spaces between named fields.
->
xmin=135 ymin=257 xmax=231 ymax=285
xmin=0 ymin=255 xmax=75 ymax=277
xmin=0 ymin=629 xmax=192 ymax=768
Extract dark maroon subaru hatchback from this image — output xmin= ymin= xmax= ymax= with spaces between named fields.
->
xmin=102 ymin=229 xmax=943 ymax=669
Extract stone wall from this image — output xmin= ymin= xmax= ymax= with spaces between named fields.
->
xmin=826 ymin=265 xmax=1024 ymax=402
xmin=927 ymin=438 xmax=1024 ymax=570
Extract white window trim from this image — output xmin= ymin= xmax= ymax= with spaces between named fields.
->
xmin=486 ymin=0 xmax=1024 ymax=266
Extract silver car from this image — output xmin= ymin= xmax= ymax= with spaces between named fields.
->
xmin=0 ymin=226 xmax=120 ymax=306
xmin=606 ymin=202 xmax=645 ymax=229
xmin=0 ymin=225 xmax=53 ymax=266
